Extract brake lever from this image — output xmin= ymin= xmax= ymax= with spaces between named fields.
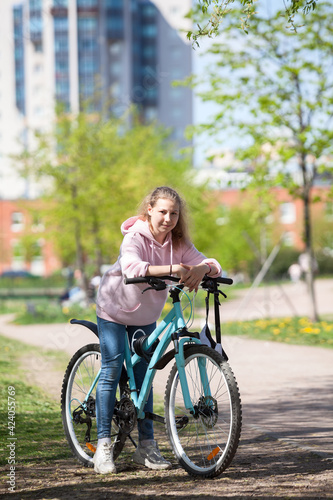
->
xmin=141 ymin=278 xmax=167 ymax=293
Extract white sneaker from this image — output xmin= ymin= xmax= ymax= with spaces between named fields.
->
xmin=132 ymin=440 xmax=171 ymax=470
xmin=93 ymin=442 xmax=117 ymax=474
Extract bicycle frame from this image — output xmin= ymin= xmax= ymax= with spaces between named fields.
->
xmin=81 ymin=287 xmax=202 ymax=420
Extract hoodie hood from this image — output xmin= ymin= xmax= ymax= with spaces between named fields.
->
xmin=121 ymin=216 xmax=171 ymax=247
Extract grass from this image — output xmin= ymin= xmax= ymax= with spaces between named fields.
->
xmin=222 ymin=316 xmax=333 ymax=348
xmin=0 ymin=335 xmax=71 ymax=467
xmin=0 ymin=275 xmax=67 ymax=289
xmin=0 ymin=333 xmax=167 ymax=472
xmin=0 ymin=299 xmax=97 ymax=324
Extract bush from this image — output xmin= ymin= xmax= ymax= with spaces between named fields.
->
xmin=266 ymin=247 xmax=301 ymax=280
xmin=13 ymin=301 xmax=97 ymax=325
xmin=316 ymin=251 xmax=333 ymax=276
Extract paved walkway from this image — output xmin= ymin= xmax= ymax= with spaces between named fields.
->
xmin=1 ymin=278 xmax=332 ymax=459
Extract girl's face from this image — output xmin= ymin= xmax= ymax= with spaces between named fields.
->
xmin=148 ymin=197 xmax=179 ymax=244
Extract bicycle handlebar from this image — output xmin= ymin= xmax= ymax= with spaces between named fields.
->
xmin=124 ymin=275 xmax=233 ymax=286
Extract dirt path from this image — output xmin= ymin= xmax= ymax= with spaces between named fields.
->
xmin=1 ymin=337 xmax=333 ymax=499
xmin=1 ymin=279 xmax=333 ymax=498
xmin=3 ymin=423 xmax=333 ymax=499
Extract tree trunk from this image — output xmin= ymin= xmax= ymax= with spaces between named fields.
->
xmin=92 ymin=215 xmax=103 ymax=273
xmin=71 ymin=185 xmax=89 ymax=297
xmin=302 ymin=165 xmax=319 ymax=322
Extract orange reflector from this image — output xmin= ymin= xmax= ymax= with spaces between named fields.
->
xmin=86 ymin=443 xmax=96 ymax=453
xmin=207 ymin=447 xmax=221 ymax=461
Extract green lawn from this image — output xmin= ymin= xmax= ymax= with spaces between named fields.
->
xmin=223 ymin=316 xmax=333 ymax=348
xmin=0 ymin=335 xmax=71 ymax=467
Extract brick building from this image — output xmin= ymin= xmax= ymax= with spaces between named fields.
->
xmin=0 ymin=199 xmax=61 ymax=276
xmin=216 ymin=186 xmax=333 ymax=251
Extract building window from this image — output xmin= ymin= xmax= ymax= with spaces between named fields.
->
xmin=110 ymin=42 xmax=121 ymax=55
xmin=106 ymin=0 xmax=123 ymax=7
xmin=279 ymin=202 xmax=296 ymax=224
xmin=53 ymin=0 xmax=68 ymax=6
xmin=77 ymin=0 xmax=98 ymax=7
xmin=142 ymin=24 xmax=157 ymax=38
xmin=54 ymin=17 xmax=68 ymax=32
xmin=144 ymin=106 xmax=157 ymax=122
xmin=11 ymin=212 xmax=24 ymax=232
xmin=78 ymin=17 xmax=97 ymax=32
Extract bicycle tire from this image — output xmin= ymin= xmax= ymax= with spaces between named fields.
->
xmin=164 ymin=345 xmax=242 ymax=478
xmin=61 ymin=343 xmax=126 ymax=467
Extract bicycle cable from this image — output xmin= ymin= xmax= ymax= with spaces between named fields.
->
xmin=166 ymin=284 xmax=194 ymax=328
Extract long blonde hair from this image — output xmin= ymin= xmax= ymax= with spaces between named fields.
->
xmin=138 ymin=186 xmax=190 ymax=247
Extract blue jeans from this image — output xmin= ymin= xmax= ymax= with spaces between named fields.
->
xmin=96 ymin=316 xmax=155 ymax=441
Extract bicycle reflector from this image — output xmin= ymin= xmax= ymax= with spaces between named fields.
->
xmin=86 ymin=443 xmax=96 ymax=453
xmin=207 ymin=447 xmax=221 ymax=461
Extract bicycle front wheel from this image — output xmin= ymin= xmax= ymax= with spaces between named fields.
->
xmin=61 ymin=344 xmax=125 ymax=467
xmin=164 ymin=345 xmax=242 ymax=479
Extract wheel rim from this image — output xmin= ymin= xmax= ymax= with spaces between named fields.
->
xmin=65 ymin=349 xmax=101 ymax=464
xmin=168 ymin=352 xmax=234 ymax=474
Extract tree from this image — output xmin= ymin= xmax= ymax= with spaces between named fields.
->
xmin=188 ymin=0 xmax=318 ymax=44
xmin=188 ymin=2 xmax=333 ymax=320
xmin=14 ymin=107 xmax=221 ymax=293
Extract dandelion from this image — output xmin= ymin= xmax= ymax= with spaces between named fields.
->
xmin=300 ymin=327 xmax=320 ymax=334
xmin=273 ymin=328 xmax=280 ymax=335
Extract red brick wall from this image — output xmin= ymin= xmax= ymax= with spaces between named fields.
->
xmin=0 ymin=200 xmax=61 ymax=276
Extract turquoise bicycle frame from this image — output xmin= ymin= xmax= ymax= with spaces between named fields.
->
xmin=82 ymin=295 xmax=203 ymax=419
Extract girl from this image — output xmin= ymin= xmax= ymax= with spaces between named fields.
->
xmin=94 ymin=186 xmax=222 ymax=474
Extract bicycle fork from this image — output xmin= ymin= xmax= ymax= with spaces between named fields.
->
xmin=174 ymin=337 xmax=212 ymax=414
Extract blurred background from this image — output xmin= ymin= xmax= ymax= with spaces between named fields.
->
xmin=0 ymin=0 xmax=332 ymax=324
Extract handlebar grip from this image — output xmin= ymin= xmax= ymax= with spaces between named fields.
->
xmin=124 ymin=276 xmax=179 ymax=285
xmin=216 ymin=277 xmax=233 ymax=285
xmin=124 ymin=277 xmax=148 ymax=285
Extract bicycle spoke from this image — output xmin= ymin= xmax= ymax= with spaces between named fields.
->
xmin=165 ymin=346 xmax=242 ymax=478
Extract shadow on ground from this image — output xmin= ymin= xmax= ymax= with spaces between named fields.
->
xmin=2 ymin=419 xmax=332 ymax=500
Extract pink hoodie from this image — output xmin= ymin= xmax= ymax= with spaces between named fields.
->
xmin=96 ymin=216 xmax=222 ymax=326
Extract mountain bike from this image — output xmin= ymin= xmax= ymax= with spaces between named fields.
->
xmin=61 ymin=275 xmax=242 ymax=479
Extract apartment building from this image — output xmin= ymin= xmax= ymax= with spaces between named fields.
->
xmin=0 ymin=0 xmax=192 ymax=199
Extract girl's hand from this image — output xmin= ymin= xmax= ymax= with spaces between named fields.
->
xmin=176 ymin=263 xmax=209 ymax=292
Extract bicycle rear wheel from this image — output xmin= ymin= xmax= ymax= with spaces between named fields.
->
xmin=61 ymin=344 xmax=126 ymax=467
xmin=164 ymin=345 xmax=242 ymax=478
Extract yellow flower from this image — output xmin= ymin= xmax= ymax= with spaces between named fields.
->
xmin=273 ymin=328 xmax=280 ymax=335
xmin=300 ymin=327 xmax=320 ymax=334
xmin=62 ymin=306 xmax=70 ymax=315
